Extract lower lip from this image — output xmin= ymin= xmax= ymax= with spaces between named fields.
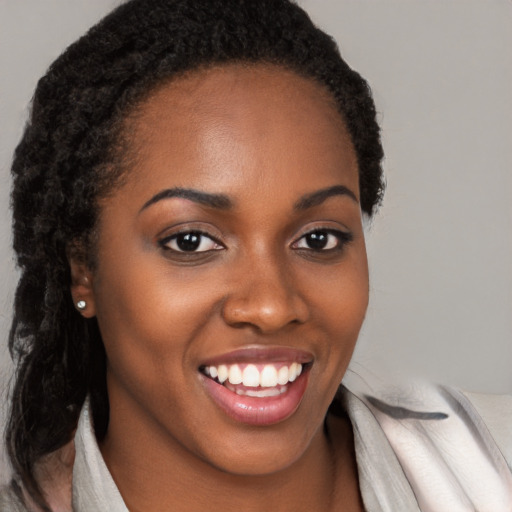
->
xmin=201 ymin=371 xmax=310 ymax=426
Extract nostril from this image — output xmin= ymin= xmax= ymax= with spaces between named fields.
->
xmin=221 ymin=293 xmax=309 ymax=332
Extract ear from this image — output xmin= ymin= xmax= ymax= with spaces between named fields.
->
xmin=69 ymin=257 xmax=97 ymax=319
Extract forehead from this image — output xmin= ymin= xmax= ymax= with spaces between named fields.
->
xmin=137 ymin=63 xmax=342 ymax=119
xmin=118 ymin=63 xmax=358 ymax=204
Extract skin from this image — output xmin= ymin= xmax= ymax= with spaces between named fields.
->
xmin=71 ymin=64 xmax=368 ymax=511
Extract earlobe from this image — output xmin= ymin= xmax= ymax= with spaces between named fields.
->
xmin=69 ymin=259 xmax=97 ymax=318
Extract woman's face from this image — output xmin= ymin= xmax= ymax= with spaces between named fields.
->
xmin=81 ymin=64 xmax=369 ymax=475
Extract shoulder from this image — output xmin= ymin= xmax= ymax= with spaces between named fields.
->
xmin=341 ymin=372 xmax=512 ymax=511
xmin=462 ymin=390 xmax=512 ymax=468
xmin=0 ymin=484 xmax=29 ymax=512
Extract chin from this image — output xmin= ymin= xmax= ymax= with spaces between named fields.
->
xmin=187 ymin=402 xmax=327 ymax=478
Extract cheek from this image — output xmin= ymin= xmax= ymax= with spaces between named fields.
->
xmin=338 ymin=254 xmax=369 ymax=333
xmin=304 ymin=245 xmax=369 ymax=382
xmin=91 ymin=254 xmax=215 ymax=387
xmin=308 ymin=246 xmax=369 ymax=333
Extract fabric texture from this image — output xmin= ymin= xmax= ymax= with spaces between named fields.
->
xmin=341 ymin=372 xmax=512 ymax=512
xmin=1 ymin=376 xmax=511 ymax=511
xmin=0 ymin=486 xmax=26 ymax=512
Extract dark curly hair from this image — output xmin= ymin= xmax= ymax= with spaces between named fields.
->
xmin=6 ymin=0 xmax=384 ymax=509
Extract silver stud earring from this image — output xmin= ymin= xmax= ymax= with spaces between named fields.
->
xmin=76 ymin=300 xmax=87 ymax=311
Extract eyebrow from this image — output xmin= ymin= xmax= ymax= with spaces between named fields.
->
xmin=140 ymin=187 xmax=233 ymax=212
xmin=294 ymin=185 xmax=358 ymax=210
xmin=140 ymin=184 xmax=357 ymax=213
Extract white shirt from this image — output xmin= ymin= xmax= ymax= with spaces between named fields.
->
xmin=71 ymin=375 xmax=512 ymax=512
xmin=2 ymin=375 xmax=511 ymax=511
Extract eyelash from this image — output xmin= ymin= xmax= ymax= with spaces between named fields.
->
xmin=158 ymin=228 xmax=353 ymax=255
xmin=292 ymin=228 xmax=353 ymax=253
xmin=158 ymin=230 xmax=224 ymax=253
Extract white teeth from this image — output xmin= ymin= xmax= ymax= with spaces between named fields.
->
xmin=217 ymin=365 xmax=228 ymax=383
xmin=242 ymin=364 xmax=260 ymax=387
xmin=260 ymin=365 xmax=278 ymax=387
xmin=228 ymin=365 xmax=243 ymax=385
xmin=277 ymin=366 xmax=289 ymax=385
xmin=289 ymin=362 xmax=299 ymax=382
xmin=204 ymin=362 xmax=304 ymax=389
xmin=242 ymin=387 xmax=286 ymax=397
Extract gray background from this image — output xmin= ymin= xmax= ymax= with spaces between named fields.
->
xmin=1 ymin=0 xmax=511 ymax=482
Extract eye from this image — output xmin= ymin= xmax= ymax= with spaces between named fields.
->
xmin=160 ymin=231 xmax=223 ymax=253
xmin=293 ymin=229 xmax=352 ymax=251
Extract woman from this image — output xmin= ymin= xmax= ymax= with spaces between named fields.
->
xmin=2 ymin=1 xmax=511 ymax=511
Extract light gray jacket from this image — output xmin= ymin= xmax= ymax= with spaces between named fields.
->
xmin=2 ymin=377 xmax=511 ymax=511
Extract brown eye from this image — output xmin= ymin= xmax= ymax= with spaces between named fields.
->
xmin=294 ymin=229 xmax=353 ymax=251
xmin=160 ymin=231 xmax=222 ymax=253
xmin=303 ymin=231 xmax=331 ymax=250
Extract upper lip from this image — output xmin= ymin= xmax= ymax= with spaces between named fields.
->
xmin=199 ymin=345 xmax=314 ymax=368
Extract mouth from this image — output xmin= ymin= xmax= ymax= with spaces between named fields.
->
xmin=199 ymin=348 xmax=313 ymax=426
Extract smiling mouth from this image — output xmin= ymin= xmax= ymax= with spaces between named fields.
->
xmin=199 ymin=355 xmax=312 ymax=426
xmin=201 ymin=362 xmax=304 ymax=397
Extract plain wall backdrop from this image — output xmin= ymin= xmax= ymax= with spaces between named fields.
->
xmin=1 ymin=0 xmax=511 ymax=483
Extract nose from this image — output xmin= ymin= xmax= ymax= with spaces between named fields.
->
xmin=221 ymin=253 xmax=310 ymax=333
